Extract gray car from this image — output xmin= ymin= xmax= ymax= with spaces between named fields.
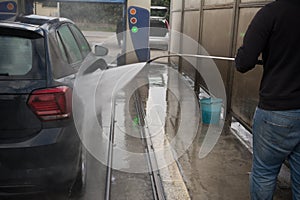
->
xmin=0 ymin=14 xmax=107 ymax=196
xmin=149 ymin=6 xmax=169 ymax=51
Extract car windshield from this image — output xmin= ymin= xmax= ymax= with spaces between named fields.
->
xmin=0 ymin=35 xmax=45 ymax=79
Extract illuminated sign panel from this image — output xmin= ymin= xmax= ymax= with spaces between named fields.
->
xmin=0 ymin=1 xmax=17 ymax=20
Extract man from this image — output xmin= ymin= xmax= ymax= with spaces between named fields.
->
xmin=116 ymin=20 xmax=123 ymax=47
xmin=235 ymin=0 xmax=300 ymax=199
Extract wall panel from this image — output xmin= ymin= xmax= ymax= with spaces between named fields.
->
xmin=185 ymin=0 xmax=201 ymax=9
xmin=171 ymin=0 xmax=183 ymax=11
xmin=241 ymin=0 xmax=273 ymax=3
xmin=204 ymin=0 xmax=234 ymax=6
xmin=181 ymin=11 xmax=201 ymax=80
xmin=201 ymin=9 xmax=233 ymax=90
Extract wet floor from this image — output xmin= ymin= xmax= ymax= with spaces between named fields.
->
xmin=177 ymin=126 xmax=253 ymax=200
xmin=174 ymin=126 xmax=293 ymax=200
xmin=109 ymin=89 xmax=154 ymax=200
xmin=136 ymin=62 xmax=293 ymax=200
xmin=159 ymin=67 xmax=293 ymax=199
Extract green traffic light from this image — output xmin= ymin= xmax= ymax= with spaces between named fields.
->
xmin=132 ymin=26 xmax=138 ymax=33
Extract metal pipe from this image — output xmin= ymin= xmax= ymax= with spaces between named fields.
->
xmin=148 ymin=53 xmax=263 ymax=65
xmin=148 ymin=53 xmax=235 ymax=63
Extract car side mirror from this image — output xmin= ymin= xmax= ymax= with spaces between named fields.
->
xmin=83 ymin=58 xmax=108 ymax=75
xmin=94 ymin=45 xmax=108 ymax=56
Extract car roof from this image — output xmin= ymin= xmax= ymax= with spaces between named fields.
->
xmin=150 ymin=6 xmax=168 ymax=10
xmin=0 ymin=15 xmax=73 ymax=36
xmin=150 ymin=6 xmax=168 ymax=19
xmin=16 ymin=15 xmax=73 ymax=26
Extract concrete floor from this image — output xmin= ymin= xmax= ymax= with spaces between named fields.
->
xmin=175 ymin=126 xmax=293 ymax=200
xmin=143 ymin=62 xmax=293 ymax=200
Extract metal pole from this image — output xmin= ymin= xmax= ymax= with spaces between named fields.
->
xmin=194 ymin=0 xmax=205 ymax=98
xmin=57 ymin=2 xmax=60 ymax=17
xmin=178 ymin=0 xmax=185 ymax=74
xmin=224 ymin=0 xmax=241 ymax=134
xmin=34 ymin=1 xmax=37 ymax=14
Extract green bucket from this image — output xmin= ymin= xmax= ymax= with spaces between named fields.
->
xmin=200 ymin=98 xmax=222 ymax=124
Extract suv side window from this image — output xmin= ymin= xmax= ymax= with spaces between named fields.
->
xmin=57 ymin=34 xmax=68 ymax=62
xmin=69 ymin=24 xmax=91 ymax=58
xmin=57 ymin=25 xmax=82 ymax=65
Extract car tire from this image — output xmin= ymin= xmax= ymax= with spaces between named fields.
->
xmin=71 ymin=147 xmax=87 ymax=197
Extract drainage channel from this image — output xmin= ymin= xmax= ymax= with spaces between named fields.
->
xmin=133 ymin=91 xmax=166 ymax=200
xmin=104 ymin=90 xmax=165 ymax=200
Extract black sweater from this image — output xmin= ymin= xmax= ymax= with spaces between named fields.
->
xmin=235 ymin=0 xmax=300 ymax=110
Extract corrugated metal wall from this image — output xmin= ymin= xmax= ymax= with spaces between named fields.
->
xmin=169 ymin=0 xmax=274 ymax=130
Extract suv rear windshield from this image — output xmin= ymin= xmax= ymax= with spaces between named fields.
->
xmin=150 ymin=20 xmax=168 ymax=37
xmin=151 ymin=8 xmax=168 ymax=18
xmin=0 ymin=35 xmax=45 ymax=79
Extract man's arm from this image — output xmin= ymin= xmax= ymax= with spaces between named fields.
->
xmin=235 ymin=5 xmax=274 ymax=73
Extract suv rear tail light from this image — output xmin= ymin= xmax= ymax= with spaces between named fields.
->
xmin=164 ymin=19 xmax=170 ymax=30
xmin=28 ymin=86 xmax=72 ymax=121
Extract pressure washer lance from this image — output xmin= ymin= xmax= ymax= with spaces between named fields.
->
xmin=148 ymin=53 xmax=263 ymax=65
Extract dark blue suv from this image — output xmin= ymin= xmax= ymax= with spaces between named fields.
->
xmin=0 ymin=15 xmax=106 ymax=195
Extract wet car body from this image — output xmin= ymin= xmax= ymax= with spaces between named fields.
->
xmin=0 ymin=15 xmax=103 ymax=195
xmin=149 ymin=6 xmax=169 ymax=51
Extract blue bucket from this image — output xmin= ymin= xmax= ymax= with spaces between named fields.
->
xmin=200 ymin=98 xmax=222 ymax=124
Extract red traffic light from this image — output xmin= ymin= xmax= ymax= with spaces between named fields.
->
xmin=130 ymin=17 xmax=137 ymax=24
